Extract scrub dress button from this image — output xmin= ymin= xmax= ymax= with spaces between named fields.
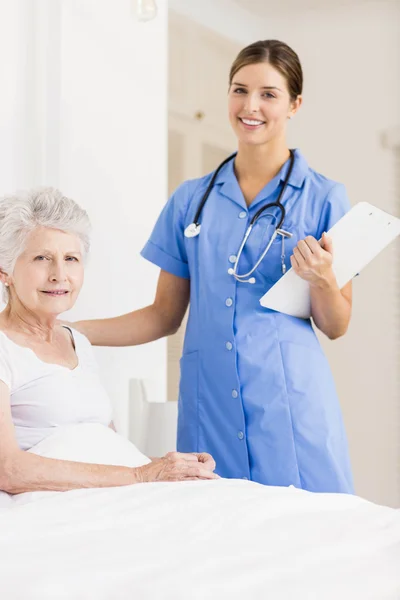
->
xmin=237 ymin=431 xmax=244 ymax=440
xmin=225 ymin=342 xmax=233 ymax=351
xmin=242 ymin=476 xmax=248 ymax=480
xmin=229 ymin=255 xmax=237 ymax=263
xmin=225 ymin=297 xmax=233 ymax=307
xmin=231 ymin=389 xmax=238 ymax=398
xmin=238 ymin=211 xmax=247 ymax=219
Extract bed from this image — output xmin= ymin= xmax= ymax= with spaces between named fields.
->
xmin=0 ymin=423 xmax=399 ymax=600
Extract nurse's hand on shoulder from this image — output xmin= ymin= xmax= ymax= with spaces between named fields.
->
xmin=138 ymin=451 xmax=219 ymax=483
xmin=290 ymin=232 xmax=334 ymax=287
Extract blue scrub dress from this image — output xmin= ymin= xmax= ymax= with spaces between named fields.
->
xmin=141 ymin=149 xmax=354 ymax=494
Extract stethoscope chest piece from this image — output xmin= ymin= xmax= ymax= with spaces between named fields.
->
xmin=184 ymin=223 xmax=201 ymax=238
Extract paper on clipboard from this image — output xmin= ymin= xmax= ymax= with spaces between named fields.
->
xmin=260 ymin=202 xmax=400 ymax=319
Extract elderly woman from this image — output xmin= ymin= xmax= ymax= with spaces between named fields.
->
xmin=0 ymin=188 xmax=218 ymax=494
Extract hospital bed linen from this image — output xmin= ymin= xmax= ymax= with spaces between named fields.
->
xmin=0 ymin=424 xmax=399 ymax=600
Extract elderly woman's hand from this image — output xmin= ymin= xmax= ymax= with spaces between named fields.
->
xmin=190 ymin=452 xmax=216 ymax=472
xmin=290 ymin=233 xmax=334 ymax=287
xmin=165 ymin=451 xmax=216 ymax=472
xmin=138 ymin=452 xmax=219 ymax=483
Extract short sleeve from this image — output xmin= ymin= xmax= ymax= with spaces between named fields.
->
xmin=140 ymin=181 xmax=191 ymax=279
xmin=0 ymin=345 xmax=12 ymax=389
xmin=316 ymin=183 xmax=351 ymax=239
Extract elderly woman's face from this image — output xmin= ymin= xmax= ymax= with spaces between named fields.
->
xmin=10 ymin=227 xmax=84 ymax=316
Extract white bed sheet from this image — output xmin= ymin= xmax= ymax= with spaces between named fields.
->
xmin=0 ymin=424 xmax=399 ymax=600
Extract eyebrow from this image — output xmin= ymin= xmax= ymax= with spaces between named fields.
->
xmin=32 ymin=249 xmax=82 ymax=255
xmin=232 ymin=82 xmax=283 ymax=92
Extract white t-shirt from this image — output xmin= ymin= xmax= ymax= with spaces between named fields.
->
xmin=0 ymin=327 xmax=113 ymax=451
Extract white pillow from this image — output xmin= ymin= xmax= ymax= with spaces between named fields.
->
xmin=11 ymin=423 xmax=151 ymax=506
xmin=28 ymin=423 xmax=151 ymax=467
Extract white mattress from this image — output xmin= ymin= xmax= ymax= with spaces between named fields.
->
xmin=0 ymin=424 xmax=399 ymax=600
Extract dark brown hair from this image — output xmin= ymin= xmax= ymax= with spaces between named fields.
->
xmin=229 ymin=40 xmax=303 ymax=101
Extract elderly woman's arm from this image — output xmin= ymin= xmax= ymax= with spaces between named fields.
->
xmin=74 ymin=270 xmax=189 ymax=347
xmin=0 ymin=384 xmax=217 ymax=494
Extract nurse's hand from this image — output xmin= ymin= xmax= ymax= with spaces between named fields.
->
xmin=138 ymin=452 xmax=219 ymax=483
xmin=290 ymin=233 xmax=334 ymax=286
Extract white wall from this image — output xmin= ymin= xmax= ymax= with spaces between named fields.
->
xmin=0 ymin=0 xmax=37 ymax=191
xmin=169 ymin=0 xmax=262 ymax=45
xmin=170 ymin=0 xmax=400 ymax=507
xmin=0 ymin=0 xmax=169 ymax=435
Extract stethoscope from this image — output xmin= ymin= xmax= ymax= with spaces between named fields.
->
xmin=184 ymin=149 xmax=295 ymax=284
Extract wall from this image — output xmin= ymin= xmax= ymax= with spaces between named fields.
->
xmin=169 ymin=0 xmax=262 ymax=45
xmin=0 ymin=0 xmax=169 ymax=435
xmin=169 ymin=0 xmax=400 ymax=507
xmin=0 ymin=0 xmax=37 ymax=191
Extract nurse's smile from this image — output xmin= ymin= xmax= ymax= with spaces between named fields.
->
xmin=239 ymin=117 xmax=266 ymax=130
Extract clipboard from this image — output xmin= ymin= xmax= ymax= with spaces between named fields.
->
xmin=259 ymin=202 xmax=400 ymax=319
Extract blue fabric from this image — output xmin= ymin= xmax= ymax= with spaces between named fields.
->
xmin=141 ymin=149 xmax=354 ymax=494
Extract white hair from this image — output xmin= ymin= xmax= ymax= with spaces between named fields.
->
xmin=0 ymin=187 xmax=91 ymax=302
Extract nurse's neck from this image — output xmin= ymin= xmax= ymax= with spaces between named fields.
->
xmin=234 ymin=141 xmax=291 ymax=207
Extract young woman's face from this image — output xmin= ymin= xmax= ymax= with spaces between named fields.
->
xmin=228 ymin=61 xmax=301 ymax=147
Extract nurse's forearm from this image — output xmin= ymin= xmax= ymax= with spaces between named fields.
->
xmin=74 ymin=271 xmax=190 ymax=346
xmin=74 ymin=304 xmax=177 ymax=347
xmin=310 ymin=275 xmax=351 ymax=340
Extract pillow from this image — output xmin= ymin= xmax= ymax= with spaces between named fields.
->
xmin=28 ymin=423 xmax=151 ymax=467
xmin=11 ymin=423 xmax=151 ymax=506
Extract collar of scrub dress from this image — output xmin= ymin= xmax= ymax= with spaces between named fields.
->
xmin=184 ymin=149 xmax=295 ymax=239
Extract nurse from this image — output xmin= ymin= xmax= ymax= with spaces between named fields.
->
xmin=76 ymin=40 xmax=354 ymax=494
